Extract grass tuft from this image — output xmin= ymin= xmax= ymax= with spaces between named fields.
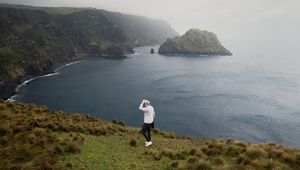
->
xmin=129 ymin=139 xmax=137 ymax=147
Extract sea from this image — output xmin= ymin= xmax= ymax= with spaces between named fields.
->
xmin=13 ymin=45 xmax=300 ymax=147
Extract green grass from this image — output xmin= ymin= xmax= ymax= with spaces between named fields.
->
xmin=60 ymin=134 xmax=171 ymax=170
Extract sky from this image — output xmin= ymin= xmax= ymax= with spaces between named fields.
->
xmin=1 ymin=0 xmax=299 ymax=55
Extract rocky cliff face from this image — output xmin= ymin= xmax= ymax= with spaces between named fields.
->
xmin=158 ymin=28 xmax=232 ymax=56
xmin=101 ymin=10 xmax=178 ymax=46
xmin=0 ymin=4 xmax=178 ymax=99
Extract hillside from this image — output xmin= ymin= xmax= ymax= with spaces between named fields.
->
xmin=1 ymin=101 xmax=300 ymax=170
xmin=159 ymin=28 xmax=232 ymax=56
xmin=0 ymin=4 xmax=178 ymax=100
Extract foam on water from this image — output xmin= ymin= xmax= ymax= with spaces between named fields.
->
xmin=6 ymin=60 xmax=86 ymax=102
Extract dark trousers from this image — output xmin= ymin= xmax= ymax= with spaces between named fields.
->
xmin=142 ymin=123 xmax=152 ymax=142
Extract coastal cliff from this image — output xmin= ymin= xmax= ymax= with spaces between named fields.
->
xmin=0 ymin=4 xmax=178 ymax=100
xmin=1 ymin=101 xmax=300 ymax=169
xmin=159 ymin=28 xmax=232 ymax=56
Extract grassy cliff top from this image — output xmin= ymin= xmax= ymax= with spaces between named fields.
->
xmin=1 ymin=101 xmax=300 ymax=170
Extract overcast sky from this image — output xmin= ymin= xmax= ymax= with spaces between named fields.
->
xmin=1 ymin=0 xmax=299 ymax=55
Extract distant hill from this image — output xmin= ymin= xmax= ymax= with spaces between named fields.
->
xmin=159 ymin=28 xmax=232 ymax=56
xmin=0 ymin=4 xmax=178 ymax=99
xmin=1 ymin=101 xmax=300 ymax=169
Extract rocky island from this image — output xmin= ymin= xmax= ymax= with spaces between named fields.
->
xmin=159 ymin=28 xmax=232 ymax=56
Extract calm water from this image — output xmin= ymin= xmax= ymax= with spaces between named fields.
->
xmin=17 ymin=46 xmax=300 ymax=147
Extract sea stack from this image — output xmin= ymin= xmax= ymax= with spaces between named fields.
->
xmin=158 ymin=28 xmax=232 ymax=56
xmin=150 ymin=48 xmax=155 ymax=54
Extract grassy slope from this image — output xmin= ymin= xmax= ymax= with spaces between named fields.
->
xmin=1 ymin=101 xmax=300 ymax=170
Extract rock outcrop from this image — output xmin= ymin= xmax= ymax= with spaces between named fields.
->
xmin=150 ymin=48 xmax=155 ymax=54
xmin=159 ymin=28 xmax=232 ymax=56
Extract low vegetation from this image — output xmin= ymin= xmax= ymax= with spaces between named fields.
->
xmin=0 ymin=100 xmax=126 ymax=169
xmin=1 ymin=100 xmax=300 ymax=170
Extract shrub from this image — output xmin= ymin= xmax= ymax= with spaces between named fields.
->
xmin=186 ymin=156 xmax=198 ymax=164
xmin=0 ymin=128 xmax=8 ymax=137
xmin=229 ymin=164 xmax=248 ymax=170
xmin=162 ymin=132 xmax=176 ymax=139
xmin=0 ymin=137 xmax=8 ymax=145
xmin=295 ymin=154 xmax=300 ymax=166
xmin=53 ymin=144 xmax=64 ymax=155
xmin=152 ymin=128 xmax=160 ymax=134
xmin=154 ymin=153 xmax=162 ymax=161
xmin=195 ymin=160 xmax=212 ymax=170
xmin=236 ymin=155 xmax=251 ymax=165
xmin=189 ymin=148 xmax=197 ymax=155
xmin=111 ymin=120 xmax=125 ymax=127
xmin=268 ymin=149 xmax=284 ymax=159
xmin=264 ymin=161 xmax=277 ymax=170
xmin=66 ymin=162 xmax=72 ymax=168
xmin=282 ymin=154 xmax=295 ymax=164
xmin=6 ymin=103 xmax=14 ymax=108
xmin=250 ymin=159 xmax=268 ymax=168
xmin=15 ymin=148 xmax=32 ymax=162
xmin=175 ymin=151 xmax=188 ymax=160
xmin=245 ymin=147 xmax=267 ymax=159
xmin=94 ymin=127 xmax=108 ymax=136
xmin=144 ymin=149 xmax=157 ymax=156
xmin=226 ymin=145 xmax=243 ymax=157
xmin=129 ymin=139 xmax=137 ymax=147
xmin=170 ymin=160 xmax=179 ymax=168
xmin=161 ymin=149 xmax=176 ymax=160
xmin=175 ymin=160 xmax=188 ymax=169
xmin=64 ymin=143 xmax=81 ymax=153
xmin=211 ymin=157 xmax=224 ymax=166
xmin=202 ymin=146 xmax=222 ymax=156
xmin=33 ymin=154 xmax=57 ymax=169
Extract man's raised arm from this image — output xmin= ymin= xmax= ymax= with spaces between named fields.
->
xmin=139 ymin=100 xmax=148 ymax=112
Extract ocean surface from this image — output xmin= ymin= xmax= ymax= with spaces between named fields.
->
xmin=16 ymin=46 xmax=300 ymax=147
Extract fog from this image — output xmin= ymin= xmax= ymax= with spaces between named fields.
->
xmin=1 ymin=0 xmax=300 ymax=56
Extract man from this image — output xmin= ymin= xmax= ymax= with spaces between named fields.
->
xmin=139 ymin=99 xmax=155 ymax=147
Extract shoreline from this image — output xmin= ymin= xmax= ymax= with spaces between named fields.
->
xmin=3 ymin=47 xmax=140 ymax=102
xmin=4 ymin=53 xmax=135 ymax=102
xmin=5 ymin=58 xmax=89 ymax=102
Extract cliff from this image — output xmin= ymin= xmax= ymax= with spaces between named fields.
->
xmin=0 ymin=4 xmax=178 ymax=99
xmin=0 ymin=101 xmax=299 ymax=169
xmin=159 ymin=28 xmax=232 ymax=56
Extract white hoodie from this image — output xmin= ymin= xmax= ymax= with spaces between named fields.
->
xmin=139 ymin=100 xmax=155 ymax=124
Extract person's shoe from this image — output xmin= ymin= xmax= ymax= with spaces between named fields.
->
xmin=145 ymin=141 xmax=152 ymax=147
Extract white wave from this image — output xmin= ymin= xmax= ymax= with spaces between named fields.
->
xmin=6 ymin=59 xmax=86 ymax=102
xmin=130 ymin=52 xmax=141 ymax=55
xmin=55 ymin=60 xmax=83 ymax=72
